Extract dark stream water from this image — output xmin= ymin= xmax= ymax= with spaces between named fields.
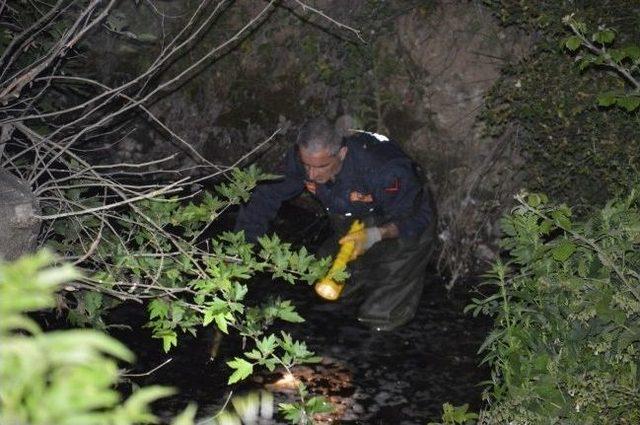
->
xmin=111 ymin=203 xmax=491 ymax=424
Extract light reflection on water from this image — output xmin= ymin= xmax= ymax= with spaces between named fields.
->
xmin=198 ymin=390 xmax=276 ymax=425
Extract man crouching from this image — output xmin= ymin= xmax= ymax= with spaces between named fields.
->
xmin=235 ymin=118 xmax=436 ymax=331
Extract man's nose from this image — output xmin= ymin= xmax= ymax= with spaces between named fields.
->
xmin=307 ymin=167 xmax=318 ymax=181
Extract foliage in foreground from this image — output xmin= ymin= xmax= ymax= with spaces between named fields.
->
xmin=0 ymin=250 xmax=333 ymax=425
xmin=471 ymin=189 xmax=640 ymax=424
xmin=0 ymin=251 xmax=197 ymax=425
xmin=46 ymin=167 xmax=334 ymax=423
xmin=1 ymin=2 xmax=339 ymax=422
xmin=428 ymin=403 xmax=479 ymax=425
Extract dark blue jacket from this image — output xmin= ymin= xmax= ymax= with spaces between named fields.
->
xmin=235 ymin=132 xmax=434 ymax=242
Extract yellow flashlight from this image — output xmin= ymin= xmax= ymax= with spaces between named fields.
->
xmin=314 ymin=220 xmax=364 ymax=301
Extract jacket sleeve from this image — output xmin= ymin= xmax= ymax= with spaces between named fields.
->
xmin=234 ymin=148 xmax=305 ymax=242
xmin=374 ymin=161 xmax=434 ymax=239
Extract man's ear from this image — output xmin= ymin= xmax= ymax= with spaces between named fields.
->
xmin=338 ymin=146 xmax=348 ymax=161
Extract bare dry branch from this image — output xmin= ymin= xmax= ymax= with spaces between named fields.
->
xmin=291 ymin=0 xmax=365 ymax=43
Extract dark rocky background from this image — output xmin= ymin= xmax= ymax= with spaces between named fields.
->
xmin=69 ymin=0 xmax=535 ymax=283
xmin=3 ymin=0 xmax=639 ymax=281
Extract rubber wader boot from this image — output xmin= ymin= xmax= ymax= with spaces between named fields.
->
xmin=317 ymin=214 xmax=436 ymax=331
xmin=355 ymin=219 xmax=435 ymax=331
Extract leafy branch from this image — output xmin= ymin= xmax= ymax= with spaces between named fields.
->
xmin=0 ymin=251 xmax=196 ymax=425
xmin=563 ymin=14 xmax=640 ymax=111
xmin=473 ymin=187 xmax=640 ymax=423
xmin=0 ymin=1 xmax=364 ymax=422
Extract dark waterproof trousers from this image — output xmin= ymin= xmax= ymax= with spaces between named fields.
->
xmin=318 ymin=215 xmax=436 ymax=331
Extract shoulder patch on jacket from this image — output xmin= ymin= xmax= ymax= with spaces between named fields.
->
xmin=349 ymin=191 xmax=373 ymax=203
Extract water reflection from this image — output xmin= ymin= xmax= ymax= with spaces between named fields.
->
xmin=199 ymin=390 xmax=275 ymax=425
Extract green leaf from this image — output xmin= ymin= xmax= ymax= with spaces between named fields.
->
xmin=84 ymin=291 xmax=103 ymax=317
xmin=232 ymin=282 xmax=248 ymax=301
xmin=565 ymin=36 xmax=582 ymax=51
xmin=202 ymin=309 xmax=215 ymax=327
xmin=161 ymin=331 xmax=177 ymax=352
xmin=593 ymin=29 xmax=615 ymax=45
xmin=214 ymin=313 xmax=229 ymax=334
xmin=244 ymin=349 xmax=263 ymax=360
xmin=166 ymin=268 xmax=181 ymax=283
xmin=305 ymin=396 xmax=334 ymax=414
xmin=279 ymin=402 xmax=303 ymax=423
xmin=119 ymin=386 xmax=175 ymax=422
xmin=264 ymin=358 xmax=278 ymax=371
xmin=277 ymin=308 xmax=304 ymax=323
xmin=0 ymin=315 xmax=42 ymax=334
xmin=171 ymin=304 xmax=185 ymax=324
xmin=35 ymin=264 xmax=81 ymax=287
xmin=597 ymin=92 xmax=617 ymax=107
xmin=149 ymin=299 xmax=170 ymax=320
xmin=624 ymin=45 xmax=640 ymax=60
xmin=226 ymin=357 xmax=254 ymax=384
xmin=552 ymin=240 xmax=576 ymax=262
xmin=551 ymin=210 xmax=572 ymax=229
xmin=44 ymin=329 xmax=135 ymax=363
xmin=527 ymin=193 xmax=542 ymax=207
xmin=609 ymin=48 xmax=627 ymax=63
xmin=256 ymin=334 xmax=277 ymax=355
xmin=441 ymin=402 xmax=479 ymax=423
xmin=170 ymin=404 xmax=197 ymax=425
xmin=304 ymin=356 xmax=322 ymax=363
xmin=615 ymin=96 xmax=640 ymax=112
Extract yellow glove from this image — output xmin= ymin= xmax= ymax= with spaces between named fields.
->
xmin=338 ymin=226 xmax=382 ymax=260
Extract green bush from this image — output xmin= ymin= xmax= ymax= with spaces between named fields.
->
xmin=471 ymin=189 xmax=640 ymax=423
xmin=43 ymin=170 xmax=334 ymax=422
xmin=0 ymin=251 xmax=197 ymax=425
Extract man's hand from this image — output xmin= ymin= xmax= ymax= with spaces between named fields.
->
xmin=339 ymin=227 xmax=382 ymax=259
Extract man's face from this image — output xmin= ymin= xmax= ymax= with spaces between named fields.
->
xmin=298 ymin=145 xmax=347 ymax=184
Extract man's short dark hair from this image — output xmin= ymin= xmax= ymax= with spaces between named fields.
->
xmin=295 ymin=118 xmax=343 ymax=155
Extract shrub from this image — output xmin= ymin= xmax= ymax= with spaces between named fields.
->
xmin=0 ymin=251 xmax=197 ymax=425
xmin=471 ymin=189 xmax=640 ymax=423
